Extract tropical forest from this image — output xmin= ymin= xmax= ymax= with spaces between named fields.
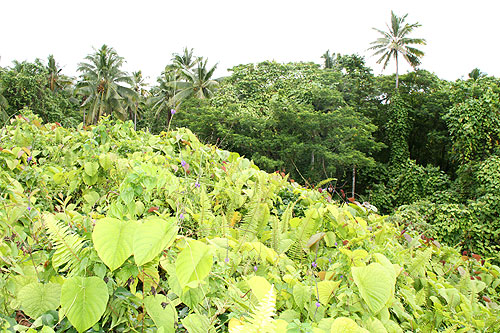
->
xmin=0 ymin=10 xmax=499 ymax=333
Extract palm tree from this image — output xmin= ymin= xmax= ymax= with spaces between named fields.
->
xmin=126 ymin=70 xmax=149 ymax=130
xmin=76 ymin=45 xmax=135 ymax=124
xmin=172 ymin=47 xmax=200 ymax=71
xmin=46 ymin=55 xmax=72 ymax=92
xmin=321 ymin=50 xmax=335 ymax=69
xmin=149 ymin=67 xmax=180 ymax=125
xmin=177 ymin=59 xmax=219 ymax=100
xmin=369 ymin=11 xmax=426 ymax=88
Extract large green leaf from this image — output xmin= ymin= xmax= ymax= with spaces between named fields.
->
xmin=330 ymin=317 xmax=368 ymax=333
xmin=18 ymin=282 xmax=61 ymax=319
xmin=317 ymin=280 xmax=340 ymax=305
xmin=93 ymin=218 xmax=137 ymax=271
xmin=248 ymin=276 xmax=273 ymax=303
xmin=84 ymin=161 xmax=99 ymax=177
xmin=143 ymin=295 xmax=176 ymax=333
xmin=133 ymin=217 xmax=178 ymax=266
xmin=293 ymin=283 xmax=310 ymax=309
xmin=351 ymin=263 xmax=395 ymax=314
xmin=175 ymin=239 xmax=213 ymax=291
xmin=181 ymin=313 xmax=212 ymax=333
xmin=60 ymin=277 xmax=109 ymax=332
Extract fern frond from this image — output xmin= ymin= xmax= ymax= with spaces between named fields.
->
xmin=196 ymin=185 xmax=215 ymax=237
xmin=288 ymin=208 xmax=320 ymax=262
xmin=43 ymin=213 xmax=87 ymax=275
xmin=229 ymin=285 xmax=277 ymax=333
xmin=238 ymin=177 xmax=270 ymax=244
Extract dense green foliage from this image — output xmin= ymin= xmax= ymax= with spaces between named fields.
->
xmin=1 ymin=115 xmax=499 ymax=332
xmin=1 ymin=11 xmax=500 ymax=322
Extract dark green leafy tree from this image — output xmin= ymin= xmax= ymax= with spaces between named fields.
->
xmin=76 ymin=45 xmax=136 ymax=124
xmin=0 ymin=60 xmax=79 ymax=126
xmin=369 ymin=11 xmax=426 ymax=88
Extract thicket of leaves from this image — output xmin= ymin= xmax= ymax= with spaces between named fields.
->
xmin=0 ymin=112 xmax=499 ymax=332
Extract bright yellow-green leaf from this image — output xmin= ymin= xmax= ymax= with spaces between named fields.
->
xmin=133 ymin=217 xmax=178 ymax=266
xmin=60 ymin=277 xmax=108 ymax=332
xmin=352 ymin=263 xmax=395 ymax=314
xmin=175 ymin=239 xmax=213 ymax=291
xmin=18 ymin=282 xmax=61 ymax=319
xmin=330 ymin=317 xmax=368 ymax=333
xmin=144 ymin=295 xmax=176 ymax=333
xmin=84 ymin=161 xmax=99 ymax=177
xmin=318 ymin=280 xmax=341 ymax=305
xmin=248 ymin=276 xmax=272 ymax=303
xmin=93 ymin=218 xmax=137 ymax=271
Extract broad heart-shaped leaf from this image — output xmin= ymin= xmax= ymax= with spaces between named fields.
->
xmin=317 ymin=280 xmax=340 ymax=305
xmin=352 ymin=263 xmax=396 ymax=314
xmin=330 ymin=317 xmax=368 ymax=333
xmin=181 ymin=313 xmax=212 ymax=333
xmin=143 ymin=295 xmax=176 ymax=333
xmin=60 ymin=277 xmax=108 ymax=332
xmin=18 ymin=282 xmax=61 ymax=319
xmin=248 ymin=276 xmax=272 ymax=303
xmin=93 ymin=218 xmax=137 ymax=271
xmin=133 ymin=217 xmax=178 ymax=266
xmin=84 ymin=161 xmax=99 ymax=177
xmin=292 ymin=283 xmax=310 ymax=309
xmin=175 ymin=239 xmax=213 ymax=291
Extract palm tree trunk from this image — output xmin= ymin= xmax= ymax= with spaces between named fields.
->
xmin=395 ymin=53 xmax=399 ymax=89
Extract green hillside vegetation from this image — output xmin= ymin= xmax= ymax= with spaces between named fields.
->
xmin=1 ymin=11 xmax=500 ymax=332
xmin=0 ymin=113 xmax=499 ymax=332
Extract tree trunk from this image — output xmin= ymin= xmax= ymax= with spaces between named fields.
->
xmin=395 ymin=53 xmax=399 ymax=89
xmin=352 ymin=165 xmax=356 ymax=199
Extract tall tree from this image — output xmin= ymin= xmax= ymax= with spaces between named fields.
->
xmin=126 ymin=70 xmax=149 ymax=130
xmin=369 ymin=11 xmax=426 ymax=88
xmin=177 ymin=59 xmax=219 ymax=100
xmin=46 ymin=55 xmax=72 ymax=92
xmin=321 ymin=50 xmax=335 ymax=69
xmin=172 ymin=47 xmax=200 ymax=71
xmin=76 ymin=45 xmax=136 ymax=124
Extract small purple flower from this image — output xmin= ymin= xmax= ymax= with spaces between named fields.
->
xmin=340 ymin=275 xmax=343 ymax=278
xmin=315 ymin=301 xmax=321 ymax=308
xmin=311 ymin=261 xmax=317 ymax=268
xmin=224 ymin=257 xmax=229 ymax=263
xmin=335 ymin=242 xmax=338 ymax=246
xmin=179 ymin=213 xmax=184 ymax=220
xmin=27 ymin=206 xmax=31 ymax=211
xmin=181 ymin=160 xmax=187 ymax=167
xmin=254 ymin=265 xmax=258 ymax=272
xmin=194 ymin=181 xmax=200 ymax=188
xmin=328 ymin=258 xmax=332 ymax=263
xmin=27 ymin=156 xmax=32 ymax=163
xmin=171 ymin=109 xmax=176 ymax=115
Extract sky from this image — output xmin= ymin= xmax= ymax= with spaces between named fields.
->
xmin=1 ymin=0 xmax=499 ymax=85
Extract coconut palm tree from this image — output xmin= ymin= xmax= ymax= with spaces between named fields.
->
xmin=126 ymin=70 xmax=149 ymax=130
xmin=177 ymin=59 xmax=219 ymax=100
xmin=172 ymin=47 xmax=200 ymax=71
xmin=149 ymin=66 xmax=180 ymax=125
xmin=46 ymin=55 xmax=72 ymax=92
xmin=369 ymin=11 xmax=426 ymax=88
xmin=76 ymin=45 xmax=135 ymax=124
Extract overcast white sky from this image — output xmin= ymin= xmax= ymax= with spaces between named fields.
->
xmin=1 ymin=0 xmax=499 ymax=85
